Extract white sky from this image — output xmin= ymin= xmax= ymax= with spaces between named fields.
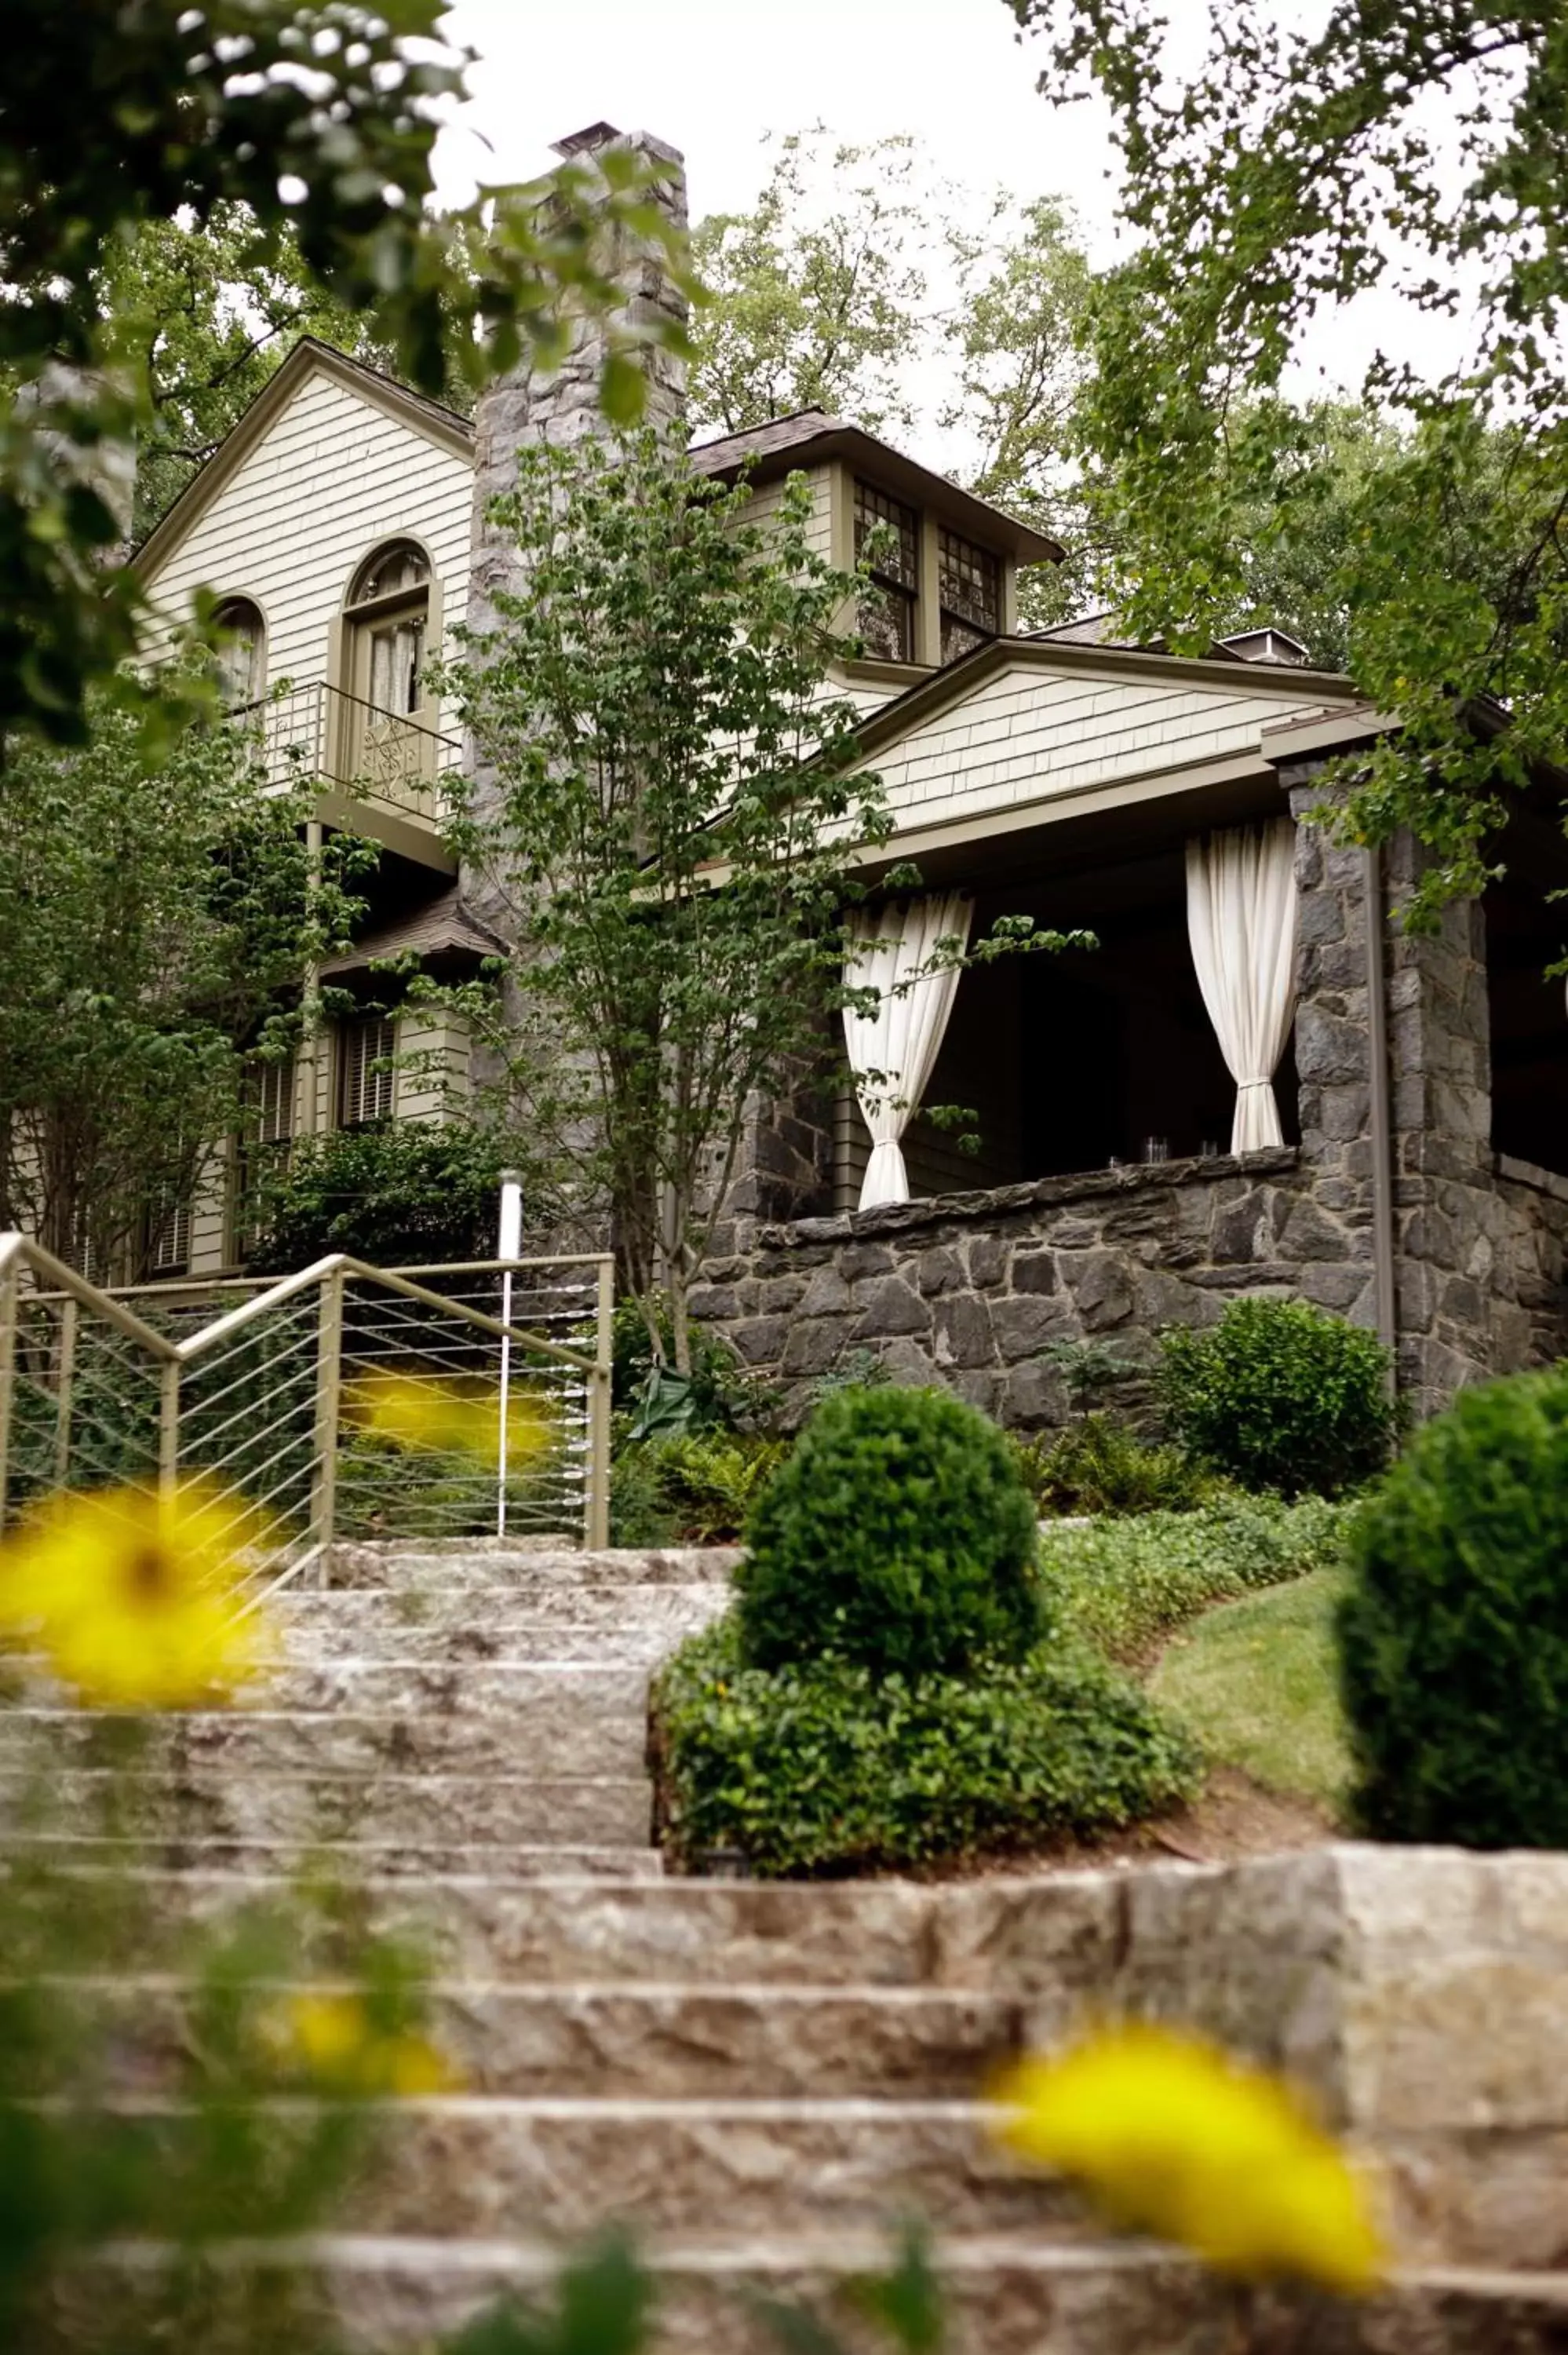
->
xmin=433 ymin=0 xmax=1488 ymax=446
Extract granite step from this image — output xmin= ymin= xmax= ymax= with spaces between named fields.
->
xmin=261 ymin=1659 xmax=662 ymax=1713
xmin=272 ymin=1583 xmax=729 ymax=1641
xmin=116 ymin=2097 xmax=1070 ymax=2240
xmin=53 ymin=1977 xmax=1024 ymax=2100
xmin=277 ymin=1623 xmax=713 ymax=1670
xmin=2 ymin=1770 xmax=655 ymax=1849
xmin=123 ymin=2236 xmax=1568 ymax=2355
xmin=5 ymin=1838 xmax=665 ymax=1883
xmin=329 ymin=1545 xmax=739 ymax=1593
xmin=19 ymin=1871 xmax=1118 ymax=1995
xmin=0 ymin=1689 xmax=650 ymax=1780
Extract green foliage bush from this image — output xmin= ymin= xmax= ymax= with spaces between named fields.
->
xmin=1010 ymin=1413 xmax=1224 ymax=1519
xmin=656 ymin=1612 xmax=1200 ymax=1875
xmin=1339 ymin=1368 xmax=1568 ymax=1847
xmin=1041 ymin=1493 xmax=1349 ymax=1662
xmin=608 ymin=1426 xmax=788 ymax=1547
xmin=610 ymin=1294 xmax=774 ymax=1430
xmin=1158 ymin=1298 xmax=1395 ymax=1498
xmin=737 ymin=1386 xmax=1045 ymax=1680
xmin=248 ymin=1125 xmax=512 ymax=1273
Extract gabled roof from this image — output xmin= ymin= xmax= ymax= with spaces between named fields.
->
xmin=688 ymin=407 xmax=1063 ymax=570
xmin=133 ymin=338 xmax=474 ymax=584
xmin=846 ymin=630 xmax=1359 ymax=765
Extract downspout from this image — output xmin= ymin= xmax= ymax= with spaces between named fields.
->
xmin=1362 ymin=844 xmax=1398 ymax=1367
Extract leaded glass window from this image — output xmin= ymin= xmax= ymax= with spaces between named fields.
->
xmin=854 ymin=480 xmax=919 ymax=663
xmin=938 ymin=528 xmax=1000 ymax=665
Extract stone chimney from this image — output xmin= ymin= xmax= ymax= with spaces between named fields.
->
xmin=466 ymin=122 xmax=689 ymax=639
xmin=458 ymin=125 xmax=689 ymax=1137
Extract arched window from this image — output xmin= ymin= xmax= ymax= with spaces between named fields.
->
xmin=213 ymin=596 xmax=265 ymax=708
xmin=344 ymin=540 xmax=430 ymax=717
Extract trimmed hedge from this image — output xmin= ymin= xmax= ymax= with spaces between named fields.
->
xmin=1340 ymin=1367 xmax=1568 ymax=1847
xmin=656 ymin=1612 xmax=1200 ymax=1876
xmin=1158 ymin=1298 xmax=1395 ymax=1499
xmin=737 ymin=1386 xmax=1045 ymax=1680
xmin=1041 ymin=1494 xmax=1349 ymax=1662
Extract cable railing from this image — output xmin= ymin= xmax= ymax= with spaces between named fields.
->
xmin=0 ymin=1238 xmax=614 ymax=1594
xmin=233 ymin=680 xmax=465 ymax=826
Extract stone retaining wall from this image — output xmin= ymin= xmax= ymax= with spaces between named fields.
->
xmin=691 ymin=1148 xmax=1377 ymax=1426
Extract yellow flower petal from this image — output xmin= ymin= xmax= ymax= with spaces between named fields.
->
xmin=344 ymin=1369 xmax=555 ymax=1473
xmin=272 ymin=1992 xmax=461 ymax=2098
xmin=0 ymin=1479 xmax=274 ymax=1708
xmin=990 ymin=2023 xmax=1384 ymax=2296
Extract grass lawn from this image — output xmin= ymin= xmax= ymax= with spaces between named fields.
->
xmin=1150 ymin=1568 xmax=1354 ymax=1814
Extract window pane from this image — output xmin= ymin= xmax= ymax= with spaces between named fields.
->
xmin=938 ymin=528 xmax=1000 ymax=636
xmin=341 ymin=1016 xmax=396 ymax=1127
xmin=214 ymin=600 xmax=264 ymax=707
xmin=940 ymin=612 xmax=992 ymax=665
xmin=351 ymin=542 xmax=429 ymax=604
xmin=854 ymin=481 xmax=918 ymax=589
xmin=858 ymin=582 xmax=915 ymax=663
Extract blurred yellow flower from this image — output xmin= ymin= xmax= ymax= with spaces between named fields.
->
xmin=272 ymin=1991 xmax=461 ymax=2098
xmin=345 ymin=1367 xmax=554 ymax=1473
xmin=991 ymin=2022 xmax=1385 ymax=2296
xmin=0 ymin=1478 xmax=274 ymax=1708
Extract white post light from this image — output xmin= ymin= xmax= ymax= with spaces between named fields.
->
xmin=496 ymin=1170 xmax=523 ymax=1538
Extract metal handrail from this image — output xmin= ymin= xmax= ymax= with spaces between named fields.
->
xmin=0 ymin=1235 xmax=614 ymax=1559
xmin=175 ymin=1252 xmax=596 ymax=1375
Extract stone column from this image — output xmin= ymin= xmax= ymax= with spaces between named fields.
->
xmin=1285 ymin=763 xmax=1501 ymax=1412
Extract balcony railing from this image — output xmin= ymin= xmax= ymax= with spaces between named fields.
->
xmin=234 ymin=681 xmax=465 ymax=827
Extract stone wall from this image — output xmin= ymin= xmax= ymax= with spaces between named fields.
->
xmin=1287 ymin=769 xmax=1568 ymax=1410
xmin=691 ymin=1148 xmax=1369 ymax=1426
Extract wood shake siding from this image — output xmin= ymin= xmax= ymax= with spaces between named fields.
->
xmin=141 ymin=371 xmax=472 ymax=690
xmin=873 ymin=663 xmax=1329 ymax=834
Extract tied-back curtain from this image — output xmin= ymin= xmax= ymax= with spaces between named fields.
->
xmin=1186 ymin=819 xmax=1299 ymax=1153
xmin=843 ymin=894 xmax=973 ymax=1211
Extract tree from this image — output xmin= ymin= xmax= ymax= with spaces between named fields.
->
xmin=1 ymin=1 xmax=690 ymax=744
xmin=0 ymin=681 xmax=368 ymax=1276
xmin=434 ymin=430 xmax=891 ymax=1374
xmin=100 ymin=204 xmax=399 ymax=544
xmin=688 ymin=130 xmax=935 ymax=438
xmin=943 ymin=194 xmax=1098 ymax=626
xmin=1005 ymin=2 xmax=1568 ymax=922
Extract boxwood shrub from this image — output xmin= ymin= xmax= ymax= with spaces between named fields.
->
xmin=1340 ymin=1367 xmax=1568 ymax=1846
xmin=736 ymin=1385 xmax=1045 ymax=1680
xmin=1158 ymin=1298 xmax=1395 ymax=1498
xmin=656 ymin=1612 xmax=1200 ymax=1876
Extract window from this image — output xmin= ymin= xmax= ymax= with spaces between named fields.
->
xmin=854 ymin=481 xmax=919 ymax=663
xmin=345 ymin=541 xmax=430 ymax=717
xmin=232 ymin=1053 xmax=295 ymax=1261
xmin=213 ymin=597 xmax=265 ymax=708
xmin=938 ymin=528 xmax=1000 ymax=665
xmin=339 ymin=1014 xmax=396 ymax=1128
xmin=148 ymin=1196 xmax=191 ymax=1276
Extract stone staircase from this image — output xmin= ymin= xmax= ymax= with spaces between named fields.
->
xmin=13 ymin=1538 xmax=1568 ymax=2351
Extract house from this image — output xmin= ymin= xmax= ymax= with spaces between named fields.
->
xmin=131 ymin=122 xmax=1568 ymax=1419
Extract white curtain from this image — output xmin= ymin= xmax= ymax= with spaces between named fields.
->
xmin=1186 ymin=820 xmax=1299 ymax=1153
xmin=843 ymin=894 xmax=973 ymax=1210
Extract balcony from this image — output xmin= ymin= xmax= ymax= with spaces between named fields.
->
xmin=235 ymin=681 xmax=463 ymax=869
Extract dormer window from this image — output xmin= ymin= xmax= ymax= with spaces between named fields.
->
xmin=854 ymin=481 xmax=919 ymax=664
xmin=938 ymin=528 xmax=1000 ymax=664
